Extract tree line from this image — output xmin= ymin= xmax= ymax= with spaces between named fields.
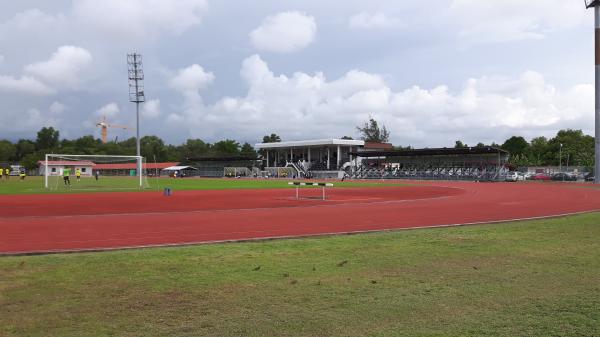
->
xmin=0 ymin=127 xmax=257 ymax=170
xmin=453 ymin=129 xmax=595 ymax=168
xmin=0 ymin=124 xmax=595 ymax=170
xmin=354 ymin=117 xmax=595 ymax=169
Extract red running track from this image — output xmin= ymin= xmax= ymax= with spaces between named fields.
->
xmin=1 ymin=181 xmax=599 ymax=254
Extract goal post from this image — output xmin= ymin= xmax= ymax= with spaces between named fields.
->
xmin=43 ymin=154 xmax=149 ymax=190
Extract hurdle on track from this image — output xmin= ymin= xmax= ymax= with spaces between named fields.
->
xmin=288 ymin=181 xmax=334 ymax=200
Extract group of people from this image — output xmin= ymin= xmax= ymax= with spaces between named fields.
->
xmin=62 ymin=168 xmax=93 ymax=186
xmin=0 ymin=168 xmax=10 ymax=181
xmin=0 ymin=167 xmax=26 ymax=180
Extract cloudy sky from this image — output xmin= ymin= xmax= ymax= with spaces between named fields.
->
xmin=0 ymin=0 xmax=596 ymax=147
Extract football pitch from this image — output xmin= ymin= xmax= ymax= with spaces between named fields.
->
xmin=0 ymin=176 xmax=400 ymax=195
xmin=1 ymin=213 xmax=599 ymax=336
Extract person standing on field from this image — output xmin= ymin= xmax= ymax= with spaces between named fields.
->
xmin=75 ymin=168 xmax=81 ymax=182
xmin=95 ymin=170 xmax=99 ymax=181
xmin=0 ymin=168 xmax=3 ymax=181
xmin=63 ymin=168 xmax=71 ymax=186
xmin=5 ymin=168 xmax=9 ymax=180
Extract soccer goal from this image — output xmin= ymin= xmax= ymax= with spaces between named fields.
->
xmin=43 ymin=154 xmax=150 ymax=190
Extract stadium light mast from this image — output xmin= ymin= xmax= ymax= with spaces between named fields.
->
xmin=586 ymin=0 xmax=600 ymax=183
xmin=127 ymin=53 xmax=145 ymax=186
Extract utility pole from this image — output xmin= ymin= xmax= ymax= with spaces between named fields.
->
xmin=585 ymin=1 xmax=600 ymax=183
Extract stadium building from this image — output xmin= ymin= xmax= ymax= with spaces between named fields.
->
xmin=255 ymin=138 xmax=392 ymax=178
xmin=254 ymin=138 xmax=509 ymax=181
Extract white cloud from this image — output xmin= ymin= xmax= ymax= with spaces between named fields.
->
xmin=450 ymin=0 xmax=586 ymax=44
xmin=349 ymin=12 xmax=401 ymax=29
xmin=169 ymin=64 xmax=215 ymax=94
xmin=0 ymin=55 xmax=4 ymax=65
xmin=167 ymin=54 xmax=593 ymax=146
xmin=95 ymin=103 xmax=120 ymax=118
xmin=141 ymin=99 xmax=161 ymax=118
xmin=49 ymin=101 xmax=66 ymax=114
xmin=250 ymin=11 xmax=317 ymax=53
xmin=24 ymin=46 xmax=92 ymax=90
xmin=0 ymin=8 xmax=66 ymax=37
xmin=72 ymin=0 xmax=208 ymax=40
xmin=0 ymin=75 xmax=55 ymax=95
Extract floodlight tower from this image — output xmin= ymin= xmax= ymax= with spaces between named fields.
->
xmin=586 ymin=0 xmax=600 ymax=183
xmin=127 ymin=53 xmax=145 ymax=182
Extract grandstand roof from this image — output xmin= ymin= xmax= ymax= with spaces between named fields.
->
xmin=255 ymin=138 xmax=364 ymax=149
xmin=93 ymin=162 xmax=179 ymax=170
xmin=162 ymin=165 xmax=198 ymax=171
xmin=351 ymin=146 xmax=508 ymax=157
xmin=186 ymin=156 xmax=259 ymax=162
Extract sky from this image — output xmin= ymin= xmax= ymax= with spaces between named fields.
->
xmin=0 ymin=0 xmax=596 ymax=147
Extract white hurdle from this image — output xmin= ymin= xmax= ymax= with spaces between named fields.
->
xmin=288 ymin=181 xmax=334 ymax=200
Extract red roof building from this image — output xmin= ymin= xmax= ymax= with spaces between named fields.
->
xmin=93 ymin=162 xmax=179 ymax=170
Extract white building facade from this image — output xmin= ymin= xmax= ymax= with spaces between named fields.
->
xmin=38 ymin=160 xmax=95 ymax=176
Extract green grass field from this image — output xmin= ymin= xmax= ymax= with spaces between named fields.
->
xmin=1 ymin=213 xmax=599 ymax=337
xmin=0 ymin=176 xmax=401 ymax=195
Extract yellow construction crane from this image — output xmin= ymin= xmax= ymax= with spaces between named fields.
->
xmin=96 ymin=116 xmax=129 ymax=144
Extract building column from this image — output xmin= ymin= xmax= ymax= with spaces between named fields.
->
xmin=337 ymin=145 xmax=341 ymax=169
xmin=349 ymin=146 xmax=353 ymax=163
xmin=327 ymin=147 xmax=330 ymax=170
xmin=266 ymin=151 xmax=269 ymax=167
xmin=308 ymin=147 xmax=311 ymax=163
xmin=290 ymin=148 xmax=293 ymax=163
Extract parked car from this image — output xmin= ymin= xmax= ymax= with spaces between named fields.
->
xmin=551 ymin=172 xmax=577 ymax=181
xmin=505 ymin=171 xmax=519 ymax=182
xmin=585 ymin=172 xmax=595 ymax=182
xmin=531 ymin=173 xmax=552 ymax=181
xmin=524 ymin=172 xmax=535 ymax=180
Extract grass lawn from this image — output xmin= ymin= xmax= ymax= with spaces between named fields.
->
xmin=1 ymin=213 xmax=599 ymax=336
xmin=0 ymin=176 xmax=402 ymax=195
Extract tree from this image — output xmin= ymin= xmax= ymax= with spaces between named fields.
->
xmin=528 ymin=136 xmax=549 ymax=166
xmin=240 ymin=143 xmax=257 ymax=158
xmin=356 ymin=117 xmax=390 ymax=143
xmin=549 ymin=129 xmax=594 ymax=167
xmin=0 ymin=140 xmax=16 ymax=162
xmin=180 ymin=139 xmax=210 ymax=159
xmin=35 ymin=127 xmax=60 ymax=150
xmin=454 ymin=140 xmax=468 ymax=148
xmin=340 ymin=136 xmax=353 ymax=140
xmin=262 ymin=134 xmax=281 ymax=143
xmin=20 ymin=152 xmax=43 ymax=170
xmin=212 ymin=139 xmax=240 ymax=156
xmin=141 ymin=136 xmax=168 ymax=162
xmin=475 ymin=142 xmax=486 ymax=147
xmin=15 ymin=139 xmax=35 ymax=160
xmin=502 ymin=136 xmax=529 ymax=156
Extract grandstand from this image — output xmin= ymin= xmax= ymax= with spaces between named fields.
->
xmin=350 ymin=147 xmax=509 ymax=181
xmin=255 ymin=138 xmax=375 ymax=178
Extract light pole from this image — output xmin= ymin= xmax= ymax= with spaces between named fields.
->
xmin=559 ymin=143 xmax=563 ymax=173
xmin=127 ymin=53 xmax=145 ymax=187
xmin=585 ymin=0 xmax=600 ymax=183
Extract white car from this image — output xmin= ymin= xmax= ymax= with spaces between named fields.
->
xmin=505 ymin=171 xmax=519 ymax=182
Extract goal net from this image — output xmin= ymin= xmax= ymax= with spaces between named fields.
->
xmin=43 ymin=154 xmax=150 ymax=190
